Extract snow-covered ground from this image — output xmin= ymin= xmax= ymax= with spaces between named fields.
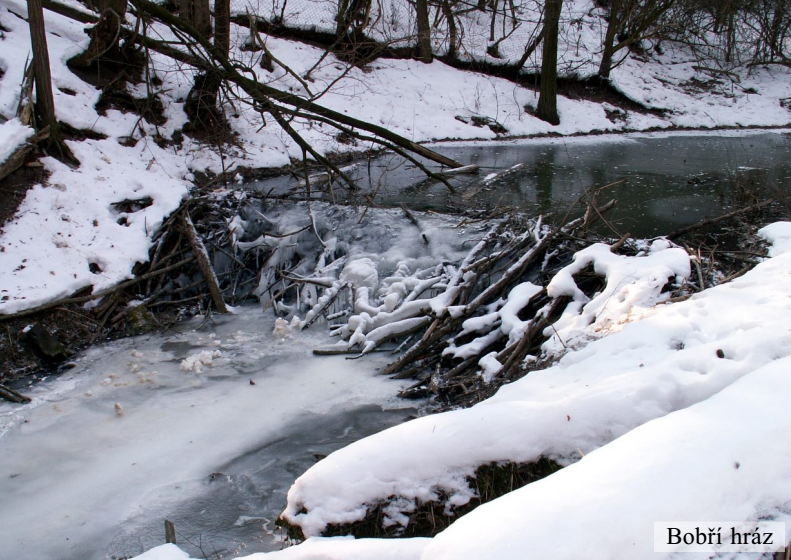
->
xmin=1 ymin=0 xmax=791 ymax=315
xmin=126 ymin=224 xmax=791 ymax=559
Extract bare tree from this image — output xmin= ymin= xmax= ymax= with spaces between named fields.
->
xmin=536 ymin=0 xmax=561 ymax=125
xmin=27 ymin=0 xmax=75 ymax=161
xmin=27 ymin=0 xmax=57 ymax=133
xmin=598 ymin=0 xmax=675 ymax=80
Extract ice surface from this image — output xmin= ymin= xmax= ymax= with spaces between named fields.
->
xmin=0 ymin=307 xmax=414 ymax=560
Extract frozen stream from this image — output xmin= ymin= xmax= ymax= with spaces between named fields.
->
xmin=0 ymin=308 xmax=415 ymax=560
xmin=252 ymin=129 xmax=791 ymax=237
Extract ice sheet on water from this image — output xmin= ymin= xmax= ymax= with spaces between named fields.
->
xmin=0 ymin=306 xmax=414 ymax=560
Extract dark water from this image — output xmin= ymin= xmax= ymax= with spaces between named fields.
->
xmin=107 ymin=404 xmax=414 ymax=559
xmin=253 ymin=131 xmax=791 ymax=237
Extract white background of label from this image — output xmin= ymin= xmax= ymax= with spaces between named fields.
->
xmin=654 ymin=521 xmax=786 ymax=553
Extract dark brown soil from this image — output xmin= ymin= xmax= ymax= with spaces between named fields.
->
xmin=0 ymin=162 xmax=47 ymax=229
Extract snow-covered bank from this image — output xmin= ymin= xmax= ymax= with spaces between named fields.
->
xmin=133 ymin=539 xmax=430 ymax=560
xmin=129 ymin=223 xmax=791 ymax=559
xmin=278 ymin=225 xmax=791 ymax=536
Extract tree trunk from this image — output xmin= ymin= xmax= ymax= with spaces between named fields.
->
xmin=214 ymin=0 xmax=230 ymax=57
xmin=180 ymin=0 xmax=211 ymax=37
xmin=27 ymin=0 xmax=57 ymax=134
xmin=536 ymin=0 xmax=561 ymax=126
xmin=416 ymin=0 xmax=433 ymax=62
xmin=93 ymin=0 xmax=127 ymax=15
xmin=597 ymin=0 xmax=621 ymax=79
xmin=769 ymin=0 xmax=785 ymax=59
xmin=441 ymin=0 xmax=458 ymax=58
xmin=184 ymin=0 xmax=228 ymax=134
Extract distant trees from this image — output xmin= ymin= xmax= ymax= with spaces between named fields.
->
xmin=673 ymin=0 xmax=791 ymax=64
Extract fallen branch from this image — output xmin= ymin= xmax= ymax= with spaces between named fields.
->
xmin=0 ymin=384 xmax=32 ymax=404
xmin=181 ymin=211 xmax=229 ymax=313
xmin=0 ymin=255 xmax=195 ymax=322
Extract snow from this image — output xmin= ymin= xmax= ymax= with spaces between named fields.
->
xmin=0 ymin=117 xmax=33 ymax=164
xmin=0 ymin=137 xmax=189 ymax=314
xmin=179 ymin=349 xmax=222 ymax=372
xmin=422 ymin=354 xmax=791 ymax=560
xmin=1 ymin=0 xmax=790 ymax=316
xmin=279 ymin=226 xmax=791 ymax=544
xmin=544 ymin=240 xmax=690 ymax=354
xmin=134 ymin=537 xmax=429 ymax=560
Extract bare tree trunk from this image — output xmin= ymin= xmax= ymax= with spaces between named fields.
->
xmin=215 ymin=0 xmax=230 ymax=57
xmin=769 ymin=0 xmax=785 ymax=59
xmin=440 ymin=0 xmax=458 ymax=58
xmin=598 ymin=0 xmax=621 ymax=79
xmin=180 ymin=0 xmax=211 ymax=37
xmin=184 ymin=0 xmax=227 ymax=134
xmin=92 ymin=0 xmax=127 ymax=15
xmin=536 ymin=0 xmax=561 ymax=125
xmin=27 ymin=0 xmax=57 ymax=134
xmin=416 ymin=0 xmax=433 ymax=62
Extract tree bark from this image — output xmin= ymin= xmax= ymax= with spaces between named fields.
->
xmin=214 ymin=0 xmax=230 ymax=57
xmin=598 ymin=0 xmax=621 ymax=79
xmin=92 ymin=0 xmax=127 ymax=16
xmin=180 ymin=0 xmax=211 ymax=37
xmin=536 ymin=0 xmax=561 ymax=126
xmin=27 ymin=0 xmax=57 ymax=134
xmin=416 ymin=0 xmax=433 ymax=62
xmin=440 ymin=0 xmax=458 ymax=58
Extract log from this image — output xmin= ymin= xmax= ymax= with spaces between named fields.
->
xmin=0 ymin=384 xmax=32 ymax=404
xmin=0 ymin=255 xmax=195 ymax=322
xmin=180 ymin=212 xmax=229 ymax=313
xmin=164 ymin=519 xmax=176 ymax=544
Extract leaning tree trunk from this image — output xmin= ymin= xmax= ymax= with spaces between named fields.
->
xmin=416 ymin=0 xmax=433 ymax=62
xmin=536 ymin=0 xmax=561 ymax=126
xmin=597 ymin=0 xmax=621 ymax=79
